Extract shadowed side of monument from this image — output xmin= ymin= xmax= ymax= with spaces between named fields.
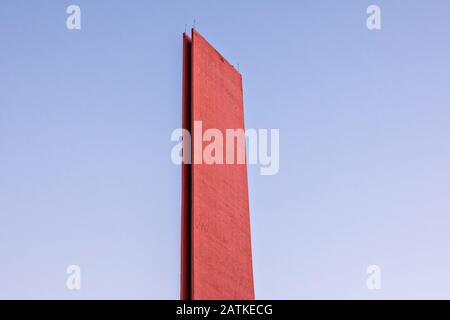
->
xmin=180 ymin=32 xmax=192 ymax=301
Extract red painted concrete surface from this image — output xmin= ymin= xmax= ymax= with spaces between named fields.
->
xmin=181 ymin=29 xmax=255 ymax=300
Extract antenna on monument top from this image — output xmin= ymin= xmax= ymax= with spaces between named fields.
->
xmin=184 ymin=24 xmax=187 ymax=33
xmin=193 ymin=19 xmax=196 ymax=29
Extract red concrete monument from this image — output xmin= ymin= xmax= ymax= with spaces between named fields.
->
xmin=180 ymin=29 xmax=255 ymax=300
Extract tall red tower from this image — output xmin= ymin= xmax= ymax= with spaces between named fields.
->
xmin=180 ymin=29 xmax=255 ymax=300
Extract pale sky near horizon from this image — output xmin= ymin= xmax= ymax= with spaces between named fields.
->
xmin=1 ymin=0 xmax=450 ymax=299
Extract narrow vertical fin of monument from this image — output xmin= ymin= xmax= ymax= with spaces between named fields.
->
xmin=180 ymin=32 xmax=192 ymax=300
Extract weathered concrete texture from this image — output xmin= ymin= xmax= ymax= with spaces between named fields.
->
xmin=181 ymin=29 xmax=254 ymax=300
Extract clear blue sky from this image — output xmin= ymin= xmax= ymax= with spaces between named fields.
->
xmin=1 ymin=0 xmax=450 ymax=299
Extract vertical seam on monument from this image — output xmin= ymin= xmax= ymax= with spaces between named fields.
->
xmin=187 ymin=36 xmax=192 ymax=300
xmin=186 ymin=34 xmax=192 ymax=301
xmin=189 ymin=28 xmax=195 ymax=300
